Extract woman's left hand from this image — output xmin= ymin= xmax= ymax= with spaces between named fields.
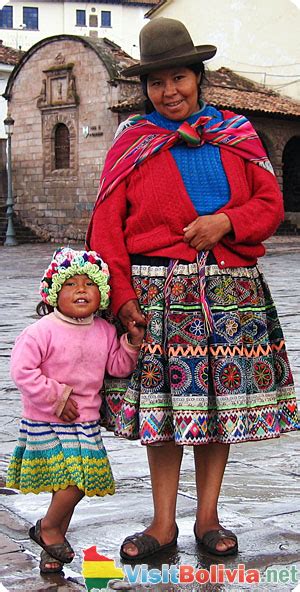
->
xmin=183 ymin=213 xmax=232 ymax=251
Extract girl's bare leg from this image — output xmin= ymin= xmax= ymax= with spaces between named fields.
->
xmin=194 ymin=443 xmax=236 ymax=552
xmin=123 ymin=441 xmax=183 ymax=557
xmin=39 ymin=485 xmax=84 ymax=564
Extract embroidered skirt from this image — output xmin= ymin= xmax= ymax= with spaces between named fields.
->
xmin=6 ymin=419 xmax=115 ymax=496
xmin=103 ymin=256 xmax=298 ymax=446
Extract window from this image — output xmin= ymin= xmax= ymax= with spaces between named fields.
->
xmin=89 ymin=14 xmax=98 ymax=27
xmin=0 ymin=6 xmax=13 ymax=29
xmin=76 ymin=9 xmax=86 ymax=27
xmin=101 ymin=11 xmax=111 ymax=27
xmin=55 ymin=124 xmax=70 ymax=169
xmin=23 ymin=6 xmax=38 ymax=30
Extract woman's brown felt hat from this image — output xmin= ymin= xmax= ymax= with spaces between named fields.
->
xmin=122 ymin=17 xmax=217 ymax=77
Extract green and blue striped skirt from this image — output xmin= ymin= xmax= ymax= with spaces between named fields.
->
xmin=6 ymin=419 xmax=115 ymax=496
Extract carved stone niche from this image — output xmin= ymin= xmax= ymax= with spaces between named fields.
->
xmin=37 ymin=60 xmax=79 ymax=110
xmin=42 ymin=109 xmax=78 ymax=178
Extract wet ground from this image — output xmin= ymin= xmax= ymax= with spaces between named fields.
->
xmin=0 ymin=239 xmax=299 ymax=592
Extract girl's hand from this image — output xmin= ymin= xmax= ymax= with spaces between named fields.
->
xmin=118 ymin=299 xmax=146 ymax=330
xmin=60 ymin=397 xmax=79 ymax=422
xmin=183 ymin=213 xmax=232 ymax=251
xmin=127 ymin=320 xmax=145 ymax=347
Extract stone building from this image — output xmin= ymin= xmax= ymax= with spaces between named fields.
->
xmin=3 ymin=34 xmax=140 ymax=241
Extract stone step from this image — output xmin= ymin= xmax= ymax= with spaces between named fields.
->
xmin=276 ymin=218 xmax=300 ymax=235
xmin=0 ymin=204 xmax=41 ymax=244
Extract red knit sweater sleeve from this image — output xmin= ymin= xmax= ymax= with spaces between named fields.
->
xmin=219 ymin=160 xmax=284 ymax=245
xmin=88 ymin=180 xmax=137 ymax=316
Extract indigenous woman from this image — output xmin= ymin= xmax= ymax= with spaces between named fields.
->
xmin=87 ymin=17 xmax=298 ymax=559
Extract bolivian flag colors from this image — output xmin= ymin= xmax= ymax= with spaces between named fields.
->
xmin=82 ymin=546 xmax=125 ymax=591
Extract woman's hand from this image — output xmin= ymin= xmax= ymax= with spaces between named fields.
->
xmin=60 ymin=397 xmax=79 ymax=422
xmin=118 ymin=299 xmax=146 ymax=331
xmin=183 ymin=213 xmax=232 ymax=251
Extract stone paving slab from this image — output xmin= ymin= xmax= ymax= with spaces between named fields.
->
xmin=0 ymin=242 xmax=299 ymax=592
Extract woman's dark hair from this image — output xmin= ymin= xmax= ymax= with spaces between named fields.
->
xmin=140 ymin=62 xmax=205 ymax=114
xmin=36 ymin=301 xmax=54 ymax=316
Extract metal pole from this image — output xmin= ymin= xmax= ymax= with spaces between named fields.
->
xmin=4 ymin=131 xmax=17 ymax=246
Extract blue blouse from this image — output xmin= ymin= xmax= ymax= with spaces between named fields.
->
xmin=145 ymin=102 xmax=230 ymax=215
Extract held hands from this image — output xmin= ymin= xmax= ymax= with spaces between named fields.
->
xmin=60 ymin=397 xmax=79 ymax=423
xmin=118 ymin=299 xmax=146 ymax=347
xmin=127 ymin=320 xmax=145 ymax=347
xmin=183 ymin=213 xmax=232 ymax=251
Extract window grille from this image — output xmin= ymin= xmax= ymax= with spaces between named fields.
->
xmin=101 ymin=11 xmax=111 ymax=27
xmin=23 ymin=6 xmax=38 ymax=30
xmin=0 ymin=6 xmax=13 ymax=29
xmin=54 ymin=124 xmax=70 ymax=170
xmin=76 ymin=9 xmax=86 ymax=27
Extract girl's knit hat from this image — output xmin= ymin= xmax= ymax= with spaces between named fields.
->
xmin=40 ymin=247 xmax=110 ymax=310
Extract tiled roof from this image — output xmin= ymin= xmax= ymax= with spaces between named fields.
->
xmin=111 ymin=67 xmax=300 ymax=118
xmin=203 ymin=68 xmax=300 ymax=118
xmin=0 ymin=41 xmax=24 ymax=66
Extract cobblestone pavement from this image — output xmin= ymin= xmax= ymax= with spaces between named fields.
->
xmin=0 ymin=240 xmax=299 ymax=592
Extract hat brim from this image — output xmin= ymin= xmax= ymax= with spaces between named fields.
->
xmin=121 ymin=45 xmax=217 ymax=77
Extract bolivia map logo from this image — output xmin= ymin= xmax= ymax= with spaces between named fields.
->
xmin=82 ymin=546 xmax=125 ymax=591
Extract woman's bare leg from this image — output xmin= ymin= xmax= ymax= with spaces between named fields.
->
xmin=194 ymin=443 xmax=236 ymax=552
xmin=122 ymin=441 xmax=183 ymax=557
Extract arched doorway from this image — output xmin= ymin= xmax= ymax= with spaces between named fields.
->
xmin=283 ymin=137 xmax=300 ymax=212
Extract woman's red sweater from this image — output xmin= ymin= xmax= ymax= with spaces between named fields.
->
xmin=88 ymin=147 xmax=284 ymax=315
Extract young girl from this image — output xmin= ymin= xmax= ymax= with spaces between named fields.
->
xmin=6 ymin=247 xmax=144 ymax=574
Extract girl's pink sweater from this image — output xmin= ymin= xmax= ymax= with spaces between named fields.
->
xmin=10 ymin=313 xmax=139 ymax=423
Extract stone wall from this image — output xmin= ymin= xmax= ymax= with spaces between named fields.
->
xmin=9 ymin=38 xmax=120 ymax=242
xmin=249 ymin=116 xmax=300 ymax=191
xmin=249 ymin=116 xmax=300 ymax=228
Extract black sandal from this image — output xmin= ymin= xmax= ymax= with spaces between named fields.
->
xmin=120 ymin=525 xmax=179 ymax=561
xmin=29 ymin=519 xmax=75 ymax=564
xmin=194 ymin=523 xmax=238 ymax=556
xmin=39 ymin=550 xmax=64 ymax=574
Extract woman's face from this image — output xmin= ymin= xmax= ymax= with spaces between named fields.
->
xmin=147 ymin=66 xmax=200 ymax=121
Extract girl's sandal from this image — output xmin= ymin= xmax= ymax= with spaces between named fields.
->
xmin=40 ymin=550 xmax=64 ymax=574
xmin=29 ymin=519 xmax=75 ymax=564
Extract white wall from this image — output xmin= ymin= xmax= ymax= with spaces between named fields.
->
xmin=147 ymin=0 xmax=300 ymax=100
xmin=0 ymin=2 xmax=63 ymax=50
xmin=0 ymin=63 xmax=14 ymax=138
xmin=62 ymin=2 xmax=147 ymax=58
xmin=0 ymin=1 xmax=149 ymax=57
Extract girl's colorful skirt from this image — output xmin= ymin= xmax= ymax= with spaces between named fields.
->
xmin=6 ymin=419 xmax=115 ymax=496
xmin=102 ymin=256 xmax=299 ymax=446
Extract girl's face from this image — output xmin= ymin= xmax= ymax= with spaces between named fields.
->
xmin=57 ymin=274 xmax=100 ymax=318
xmin=147 ymin=66 xmax=200 ymax=121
